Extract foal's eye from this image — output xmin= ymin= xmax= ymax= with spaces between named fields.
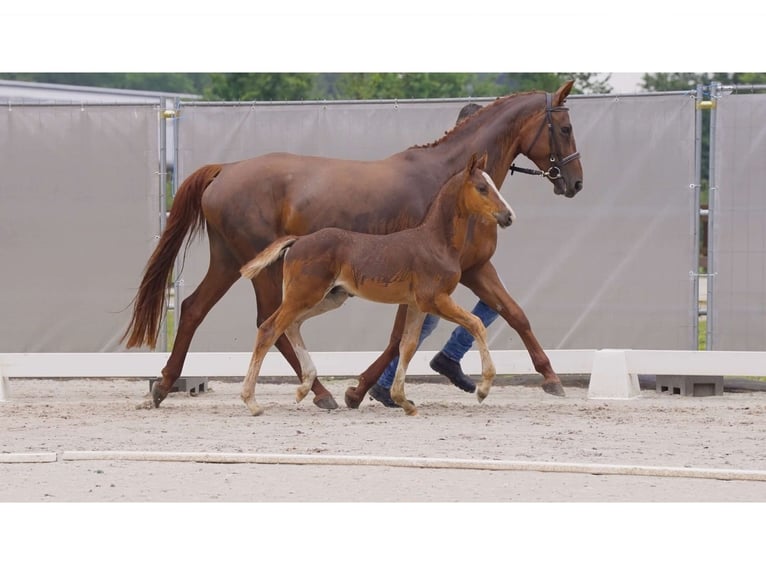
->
xmin=477 ymin=185 xmax=488 ymax=195
xmin=561 ymin=125 xmax=572 ymax=135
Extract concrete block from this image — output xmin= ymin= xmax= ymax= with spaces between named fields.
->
xmin=656 ymin=375 xmax=724 ymax=397
xmin=149 ymin=377 xmax=208 ymax=395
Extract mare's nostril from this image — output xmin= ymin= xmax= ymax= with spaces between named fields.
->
xmin=574 ymin=180 xmax=583 ymax=192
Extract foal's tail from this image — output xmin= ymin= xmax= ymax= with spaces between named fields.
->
xmin=240 ymin=236 xmax=299 ymax=279
xmin=122 ymin=163 xmax=224 ymax=349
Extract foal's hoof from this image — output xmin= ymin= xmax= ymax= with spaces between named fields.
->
xmin=313 ymin=394 xmax=339 ymax=410
xmin=542 ymin=381 xmax=566 ymax=397
xmin=246 ymin=402 xmax=265 ymax=416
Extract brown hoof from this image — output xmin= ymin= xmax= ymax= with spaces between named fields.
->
xmin=313 ymin=393 xmax=339 ymax=410
xmin=542 ymin=381 xmax=566 ymax=397
xmin=344 ymin=386 xmax=363 ymax=409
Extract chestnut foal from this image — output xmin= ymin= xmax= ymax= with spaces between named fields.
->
xmin=239 ymin=154 xmax=514 ymax=416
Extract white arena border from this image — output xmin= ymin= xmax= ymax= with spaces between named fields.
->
xmin=58 ymin=450 xmax=766 ymax=482
xmin=2 ymin=349 xmax=766 ymax=401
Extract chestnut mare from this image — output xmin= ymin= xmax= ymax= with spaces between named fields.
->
xmin=238 ymin=154 xmax=513 ymax=416
xmin=124 ymin=80 xmax=583 ymax=411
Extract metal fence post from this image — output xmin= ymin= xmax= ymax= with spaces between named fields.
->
xmin=706 ymin=82 xmax=719 ymax=350
xmin=158 ymin=96 xmax=168 ymax=352
xmin=691 ymin=84 xmax=704 ymax=350
xmin=172 ymin=97 xmax=182 ymax=345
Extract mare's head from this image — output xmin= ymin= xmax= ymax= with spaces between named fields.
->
xmin=461 ymin=153 xmax=515 ymax=228
xmin=519 ymin=80 xmax=584 ymax=198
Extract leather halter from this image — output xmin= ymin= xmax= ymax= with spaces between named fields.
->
xmin=509 ymin=92 xmax=580 ymax=180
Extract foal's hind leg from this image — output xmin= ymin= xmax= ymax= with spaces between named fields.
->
xmin=252 ymin=269 xmax=339 ymax=410
xmin=241 ymin=305 xmax=301 ymax=416
xmin=429 ymin=293 xmax=496 ymax=402
xmin=284 ymin=321 xmax=317 ymax=404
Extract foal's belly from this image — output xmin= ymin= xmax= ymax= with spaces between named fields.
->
xmin=334 ymin=274 xmax=415 ymax=306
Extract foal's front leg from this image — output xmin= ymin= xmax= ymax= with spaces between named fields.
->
xmin=345 ymin=303 xmax=408 ymax=409
xmin=430 ymin=293 xmax=496 ymax=402
xmin=389 ymin=305 xmax=424 ymax=416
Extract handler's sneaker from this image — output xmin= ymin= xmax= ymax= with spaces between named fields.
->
xmin=369 ymin=383 xmax=401 ymax=408
xmin=429 ymin=351 xmax=476 ymax=393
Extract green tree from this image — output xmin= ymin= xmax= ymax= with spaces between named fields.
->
xmin=642 ymin=72 xmax=766 ymax=92
xmin=204 ymin=73 xmax=319 ymax=101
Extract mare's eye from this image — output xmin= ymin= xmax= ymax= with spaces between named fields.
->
xmin=561 ymin=125 xmax=572 ymax=135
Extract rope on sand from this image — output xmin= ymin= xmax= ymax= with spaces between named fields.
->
xmin=0 ymin=453 xmax=57 ymax=463
xmin=58 ymin=450 xmax=766 ymax=482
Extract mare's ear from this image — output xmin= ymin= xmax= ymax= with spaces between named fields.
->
xmin=554 ymin=79 xmax=575 ymax=106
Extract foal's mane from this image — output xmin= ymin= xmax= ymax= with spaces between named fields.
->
xmin=409 ymin=90 xmax=542 ymax=150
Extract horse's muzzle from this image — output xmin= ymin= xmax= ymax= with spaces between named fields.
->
xmin=497 ymin=210 xmax=514 ymax=228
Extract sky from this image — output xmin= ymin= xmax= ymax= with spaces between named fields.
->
xmin=3 ymin=5 xmax=763 ymax=77
xmin=605 ymin=73 xmax=645 ymax=93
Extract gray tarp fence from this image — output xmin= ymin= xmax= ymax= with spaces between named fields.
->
xmin=0 ymin=105 xmax=160 ymax=352
xmin=13 ymin=91 xmax=761 ymax=355
xmin=176 ymin=93 xmax=697 ymax=353
xmin=710 ymin=89 xmax=766 ymax=350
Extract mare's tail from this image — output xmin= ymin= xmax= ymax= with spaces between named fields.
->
xmin=240 ymin=236 xmax=299 ymax=279
xmin=122 ymin=163 xmax=224 ymax=349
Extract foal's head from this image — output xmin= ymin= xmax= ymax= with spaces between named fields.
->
xmin=460 ymin=153 xmax=515 ymax=228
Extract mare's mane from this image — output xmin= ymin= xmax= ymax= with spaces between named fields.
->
xmin=408 ymin=90 xmax=541 ymax=150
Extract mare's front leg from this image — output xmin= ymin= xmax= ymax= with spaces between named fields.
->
xmin=344 ymin=303 xmax=408 ymax=409
xmin=461 ymin=261 xmax=565 ymax=397
xmin=253 ymin=270 xmax=339 ymax=410
xmin=389 ymin=305 xmax=424 ymax=416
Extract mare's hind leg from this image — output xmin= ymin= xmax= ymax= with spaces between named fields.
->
xmin=389 ymin=305 xmax=424 ymax=416
xmin=461 ymin=261 xmax=564 ymax=397
xmin=148 ymin=228 xmax=240 ymax=409
xmin=428 ymin=293 xmax=495 ymax=403
xmin=252 ymin=268 xmax=339 ymax=410
xmin=345 ymin=304 xmax=408 ymax=408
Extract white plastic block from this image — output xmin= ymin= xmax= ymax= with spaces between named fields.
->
xmin=588 ymin=349 xmax=640 ymax=399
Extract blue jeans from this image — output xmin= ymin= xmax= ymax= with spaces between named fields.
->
xmin=376 ymin=300 xmax=499 ymax=389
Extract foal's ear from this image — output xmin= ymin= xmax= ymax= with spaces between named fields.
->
xmin=467 ymin=152 xmax=479 ymax=173
xmin=476 ymin=152 xmax=488 ymax=171
xmin=554 ymin=79 xmax=575 ymax=105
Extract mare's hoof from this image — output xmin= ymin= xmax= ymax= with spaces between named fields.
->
xmin=344 ymin=386 xmax=363 ymax=409
xmin=313 ymin=394 xmax=339 ymax=410
xmin=542 ymin=381 xmax=566 ymax=397
xmin=150 ymin=384 xmax=166 ymax=408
